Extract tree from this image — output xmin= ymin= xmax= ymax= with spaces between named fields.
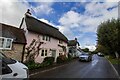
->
xmin=82 ymin=48 xmax=89 ymax=52
xmin=25 ymin=37 xmax=44 ymax=63
xmin=96 ymin=44 xmax=109 ymax=55
xmin=97 ymin=18 xmax=120 ymax=58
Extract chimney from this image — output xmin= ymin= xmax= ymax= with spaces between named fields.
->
xmin=75 ymin=38 xmax=77 ymax=41
xmin=26 ymin=9 xmax=31 ymax=15
xmin=19 ymin=9 xmax=32 ymax=29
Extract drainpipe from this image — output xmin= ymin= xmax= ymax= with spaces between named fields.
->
xmin=19 ymin=17 xmax=24 ymax=29
xmin=21 ymin=44 xmax=26 ymax=63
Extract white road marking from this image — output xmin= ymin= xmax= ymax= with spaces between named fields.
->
xmin=91 ymin=60 xmax=98 ymax=66
xmin=106 ymin=58 xmax=120 ymax=79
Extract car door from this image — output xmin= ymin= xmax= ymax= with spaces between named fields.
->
xmin=1 ymin=61 xmax=13 ymax=79
xmin=0 ymin=60 xmax=2 ymax=80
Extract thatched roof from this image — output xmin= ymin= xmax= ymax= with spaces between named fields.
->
xmin=25 ymin=14 xmax=68 ymax=42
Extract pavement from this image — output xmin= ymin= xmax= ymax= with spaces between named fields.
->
xmin=30 ymin=54 xmax=120 ymax=79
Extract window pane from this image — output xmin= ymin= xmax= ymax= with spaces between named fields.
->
xmin=45 ymin=50 xmax=47 ymax=56
xmin=6 ymin=39 xmax=12 ymax=48
xmin=59 ymin=40 xmax=63 ymax=44
xmin=43 ymin=35 xmax=45 ymax=40
xmin=0 ymin=38 xmax=4 ymax=48
xmin=41 ymin=50 xmax=44 ymax=56
xmin=46 ymin=36 xmax=48 ymax=41
xmin=49 ymin=37 xmax=50 ymax=41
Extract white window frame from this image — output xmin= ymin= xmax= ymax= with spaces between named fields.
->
xmin=0 ymin=37 xmax=13 ymax=50
xmin=59 ymin=40 xmax=63 ymax=44
xmin=41 ymin=49 xmax=44 ymax=56
xmin=41 ymin=49 xmax=48 ymax=57
xmin=42 ymin=35 xmax=50 ymax=41
xmin=45 ymin=49 xmax=47 ymax=56
xmin=59 ymin=49 xmax=63 ymax=56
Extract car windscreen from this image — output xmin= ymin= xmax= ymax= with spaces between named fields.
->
xmin=81 ymin=54 xmax=88 ymax=55
xmin=0 ymin=52 xmax=16 ymax=64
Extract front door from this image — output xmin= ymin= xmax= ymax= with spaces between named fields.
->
xmin=51 ymin=50 xmax=56 ymax=62
xmin=51 ymin=50 xmax=56 ymax=58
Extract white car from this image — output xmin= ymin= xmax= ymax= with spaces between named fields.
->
xmin=79 ymin=53 xmax=92 ymax=62
xmin=97 ymin=52 xmax=104 ymax=57
xmin=0 ymin=52 xmax=29 ymax=79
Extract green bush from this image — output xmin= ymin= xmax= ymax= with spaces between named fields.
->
xmin=25 ymin=57 xmax=54 ymax=70
xmin=57 ymin=55 xmax=68 ymax=63
xmin=25 ymin=61 xmax=41 ymax=70
xmin=67 ymin=54 xmax=73 ymax=61
xmin=43 ymin=57 xmax=55 ymax=65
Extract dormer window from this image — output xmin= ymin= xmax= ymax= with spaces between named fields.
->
xmin=0 ymin=37 xmax=13 ymax=50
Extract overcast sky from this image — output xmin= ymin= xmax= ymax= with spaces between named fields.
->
xmin=0 ymin=0 xmax=119 ymax=51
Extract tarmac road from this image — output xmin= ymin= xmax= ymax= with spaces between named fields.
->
xmin=30 ymin=54 xmax=120 ymax=79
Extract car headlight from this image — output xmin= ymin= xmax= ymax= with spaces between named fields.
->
xmin=23 ymin=68 xmax=29 ymax=78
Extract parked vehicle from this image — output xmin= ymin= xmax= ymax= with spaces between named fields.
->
xmin=79 ymin=53 xmax=92 ymax=62
xmin=97 ymin=52 xmax=104 ymax=57
xmin=0 ymin=52 xmax=29 ymax=79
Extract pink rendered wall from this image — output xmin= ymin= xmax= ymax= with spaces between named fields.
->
xmin=20 ymin=18 xmax=68 ymax=63
xmin=26 ymin=31 xmax=68 ymax=63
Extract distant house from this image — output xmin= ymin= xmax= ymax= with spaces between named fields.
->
xmin=0 ymin=23 xmax=26 ymax=62
xmin=20 ymin=10 xmax=68 ymax=63
xmin=68 ymin=38 xmax=81 ymax=57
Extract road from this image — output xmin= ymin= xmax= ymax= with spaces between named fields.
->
xmin=30 ymin=54 xmax=120 ymax=78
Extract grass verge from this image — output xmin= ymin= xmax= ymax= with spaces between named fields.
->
xmin=105 ymin=56 xmax=120 ymax=64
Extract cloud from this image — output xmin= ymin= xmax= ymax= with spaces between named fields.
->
xmin=59 ymin=11 xmax=81 ymax=27
xmin=39 ymin=18 xmax=75 ymax=40
xmin=39 ymin=18 xmax=75 ymax=39
xmin=105 ymin=0 xmax=119 ymax=2
xmin=79 ymin=0 xmax=119 ymax=2
xmin=39 ymin=18 xmax=60 ymax=29
xmin=31 ymin=2 xmax=54 ymax=16
xmin=58 ymin=2 xmax=118 ymax=49
xmin=83 ymin=2 xmax=118 ymax=29
xmin=58 ymin=10 xmax=97 ymax=38
xmin=0 ymin=0 xmax=28 ymax=27
xmin=27 ymin=0 xmax=55 ymax=2
xmin=81 ymin=45 xmax=96 ymax=51
xmin=0 ymin=1 xmax=118 ymax=49
xmin=37 ymin=2 xmax=118 ymax=49
xmin=0 ymin=0 xmax=55 ymax=27
xmin=59 ymin=2 xmax=118 ymax=32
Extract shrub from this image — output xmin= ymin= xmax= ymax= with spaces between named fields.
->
xmin=25 ymin=61 xmax=41 ymax=70
xmin=43 ymin=57 xmax=55 ymax=65
xmin=25 ymin=57 xmax=54 ymax=70
xmin=67 ymin=54 xmax=73 ymax=61
xmin=57 ymin=55 xmax=68 ymax=63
